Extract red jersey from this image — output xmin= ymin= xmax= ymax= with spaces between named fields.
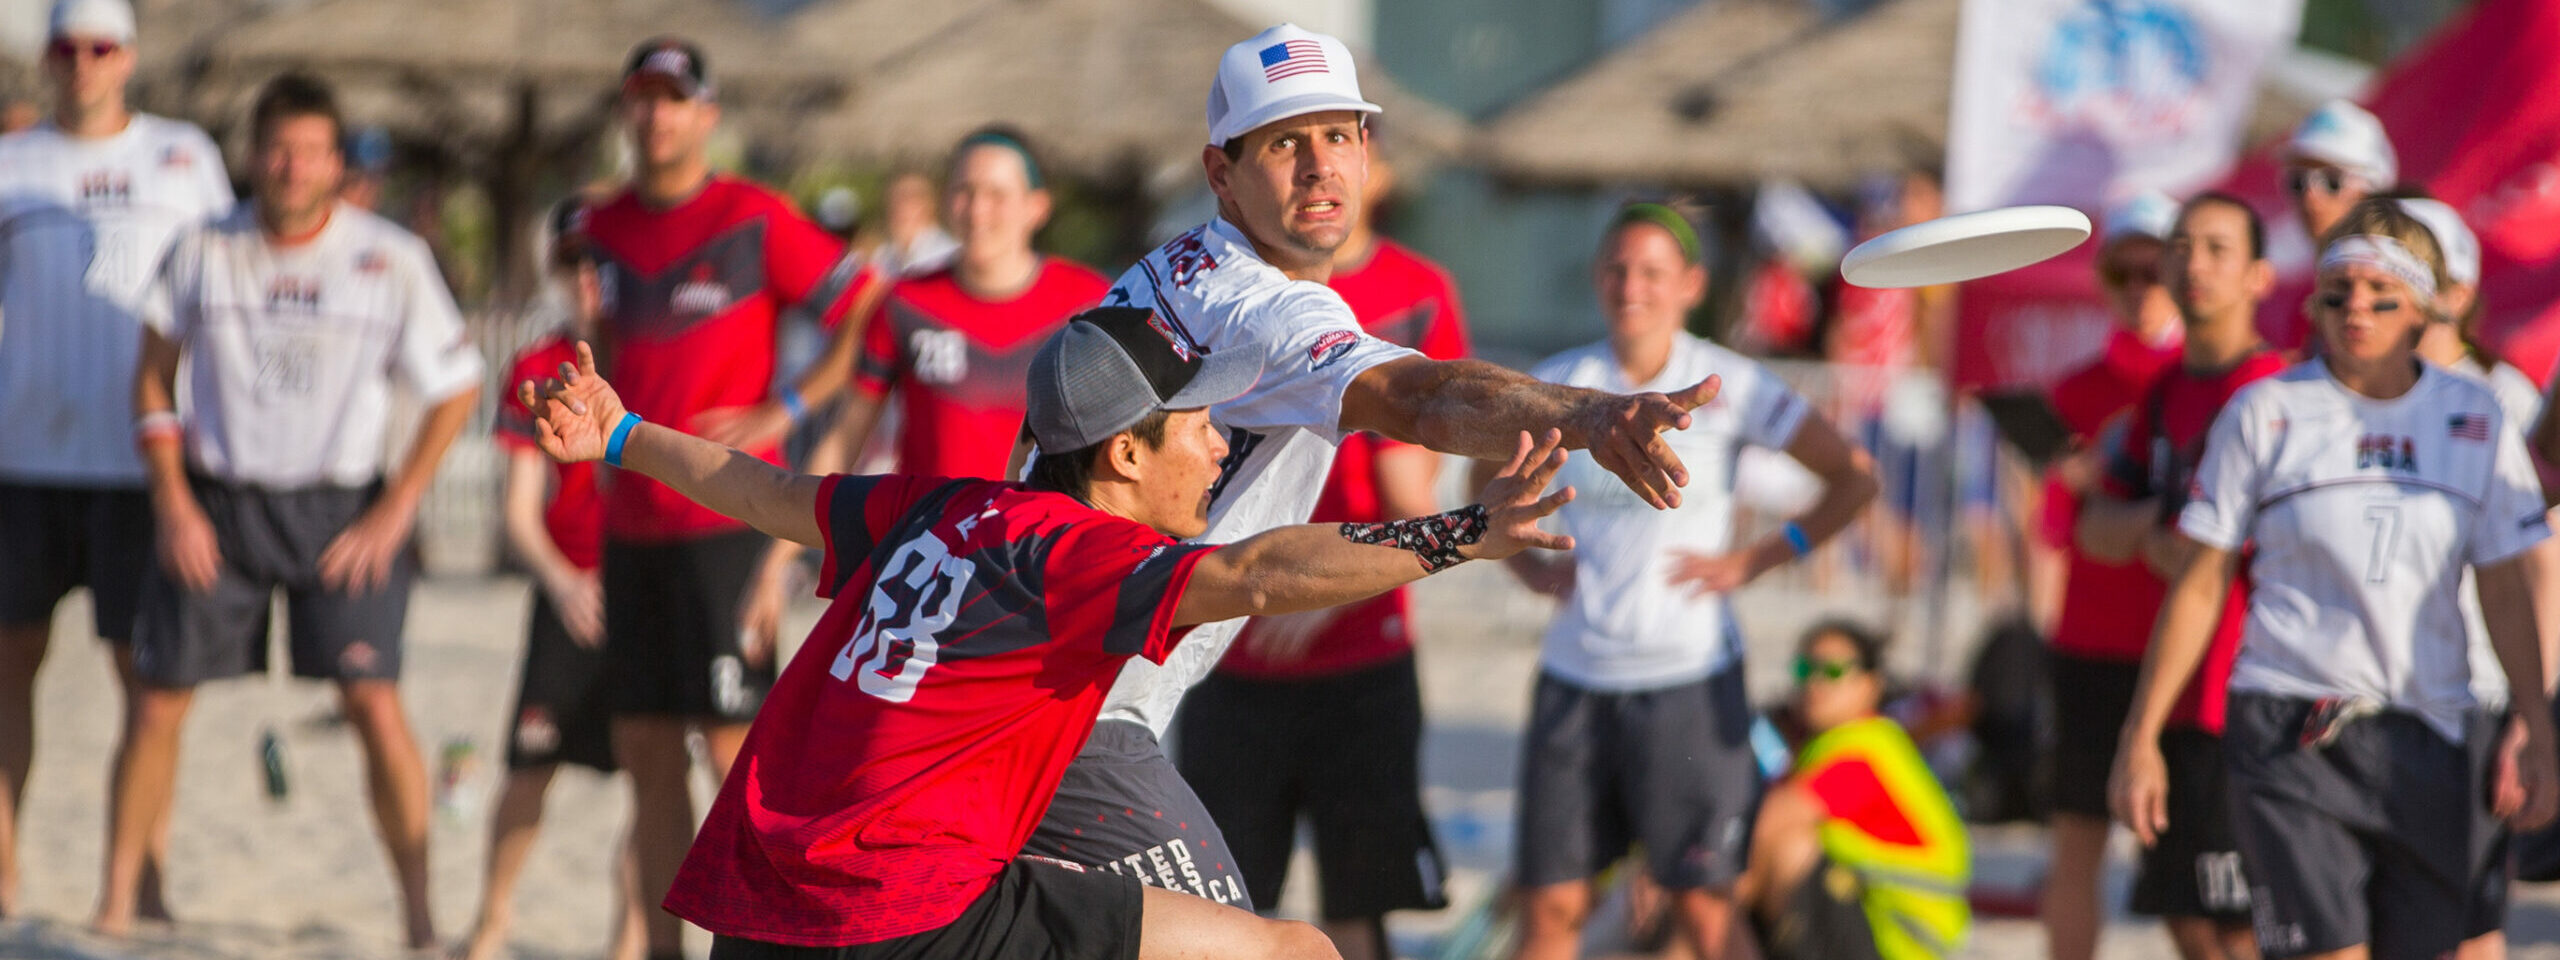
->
xmin=853 ymin=259 xmax=1108 ymax=479
xmin=2046 ymin=329 xmax=2181 ymax=661
xmin=586 ymin=177 xmax=865 ymax=541
xmin=663 ymin=475 xmax=1216 ymax=946
xmin=492 ymin=334 xmax=602 ymax=571
xmin=2101 ymin=350 xmax=2288 ymax=732
xmin=1218 ymin=240 xmax=1468 ymax=679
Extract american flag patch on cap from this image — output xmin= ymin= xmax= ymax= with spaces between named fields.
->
xmin=1260 ymin=39 xmax=1326 ymax=81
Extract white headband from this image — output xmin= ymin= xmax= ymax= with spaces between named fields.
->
xmin=2318 ymin=234 xmax=2438 ymax=304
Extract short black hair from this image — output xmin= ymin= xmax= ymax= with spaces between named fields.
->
xmin=1024 ymin=410 xmax=1173 ymax=501
xmin=250 ymin=73 xmax=344 ymax=149
xmin=1799 ymin=618 xmax=1888 ymax=674
xmin=2180 ymin=191 xmax=2266 ymax=261
xmin=951 ymin=123 xmax=1045 ymax=190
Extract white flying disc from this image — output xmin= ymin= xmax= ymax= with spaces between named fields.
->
xmin=1841 ymin=205 xmax=2092 ymax=288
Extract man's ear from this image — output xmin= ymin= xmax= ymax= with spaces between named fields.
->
xmin=1098 ymin=431 xmax=1145 ymax=484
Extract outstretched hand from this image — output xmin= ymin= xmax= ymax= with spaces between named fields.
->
xmin=517 ymin=341 xmax=629 ymax=465
xmin=1577 ymin=375 xmax=1719 ymax=510
xmin=1461 ymin=430 xmax=1577 ymax=563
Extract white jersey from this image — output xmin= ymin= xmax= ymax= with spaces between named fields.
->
xmin=1092 ymin=216 xmax=1416 ymax=734
xmin=143 ymin=203 xmax=484 ymax=489
xmin=2449 ymin=357 xmax=2549 ymax=707
xmin=1529 ymin=335 xmax=1810 ymax=691
xmin=0 ymin=116 xmax=232 ymax=485
xmin=2179 ymin=360 xmax=2550 ymax=741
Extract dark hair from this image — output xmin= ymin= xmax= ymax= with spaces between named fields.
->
xmin=951 ymin=124 xmax=1045 ymax=190
xmin=250 ymin=73 xmax=344 ymax=149
xmin=2179 ymin=191 xmax=2266 ymax=261
xmin=1799 ymin=618 xmax=1888 ymax=674
xmin=1024 ymin=410 xmax=1173 ymax=501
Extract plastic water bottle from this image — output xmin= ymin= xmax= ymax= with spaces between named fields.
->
xmin=259 ymin=727 xmax=289 ymax=802
xmin=435 ymin=738 xmax=480 ymax=820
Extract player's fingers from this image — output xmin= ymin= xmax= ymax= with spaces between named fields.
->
xmin=1535 ymin=486 xmax=1575 ymax=516
xmin=1603 ymin=434 xmax=1670 ymax=509
xmin=575 ymin=340 xmax=599 ymax=378
xmin=1670 ymin=374 xmax=1722 ymax=412
xmin=1642 ymin=431 xmax=1693 ymax=491
xmin=1502 ymin=430 xmax=1535 ymax=477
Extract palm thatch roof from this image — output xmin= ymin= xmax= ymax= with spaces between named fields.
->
xmin=794 ymin=0 xmax=1468 ymax=187
xmin=1481 ymin=0 xmax=2316 ymax=189
xmin=183 ymin=0 xmax=846 ymax=142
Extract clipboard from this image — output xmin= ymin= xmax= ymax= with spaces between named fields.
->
xmin=1977 ymin=389 xmax=2075 ymax=466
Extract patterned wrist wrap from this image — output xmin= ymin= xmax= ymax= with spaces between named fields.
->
xmin=1340 ymin=504 xmax=1490 ymax=573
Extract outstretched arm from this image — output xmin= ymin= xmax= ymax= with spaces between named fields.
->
xmin=2108 ymin=538 xmax=2235 ymax=847
xmin=523 ymin=342 xmax=825 ymax=547
xmin=1175 ymin=430 xmax=1576 ymax=626
xmin=1341 ymin=355 xmax=1717 ymax=510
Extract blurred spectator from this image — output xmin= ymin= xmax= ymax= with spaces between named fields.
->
xmin=813 ymin=184 xmax=860 ymax=242
xmin=120 ymin=74 xmax=483 ymax=949
xmin=1174 ymin=128 xmax=1470 ymax=960
xmin=2077 ymin=193 xmax=2283 ymax=960
xmin=1741 ymin=620 xmax=1971 ymax=960
xmin=0 ymin=98 xmax=36 ymax=134
xmin=1735 ymin=180 xmax=1847 ymax=357
xmin=577 ymin=37 xmax=876 ymax=960
xmin=0 ymin=0 xmax=230 ymax=928
xmin=825 ymin=125 xmax=1105 ymax=481
xmin=453 ymin=199 xmax=644 ymax=960
xmin=1830 ymin=169 xmax=1952 ymax=598
xmin=1490 ymin=201 xmax=1877 ymax=960
xmin=2264 ymin=100 xmax=2396 ymax=351
xmin=863 ymin=169 xmax=957 ymax=279
xmin=338 ymin=124 xmax=392 ymax=210
xmin=2033 ymin=188 xmax=2182 ymax=960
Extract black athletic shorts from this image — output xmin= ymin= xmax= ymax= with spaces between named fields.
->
xmin=2224 ymin=692 xmax=2485 ymax=959
xmin=506 ymin=587 xmax=617 ymax=773
xmin=0 ymin=481 xmax=153 ymax=640
xmin=601 ymin=530 xmax=775 ymax=720
xmin=1027 ymin=719 xmax=1253 ymax=910
xmin=2129 ymin=730 xmax=2250 ymax=921
xmin=1754 ymin=855 xmax=1882 ymax=960
xmin=131 ymin=477 xmax=412 ymax=687
xmin=1514 ymin=667 xmax=1762 ymax=891
xmin=1173 ymin=655 xmax=1449 ymax=919
xmin=2047 ymin=651 xmax=2140 ymax=819
xmin=707 ymin=856 xmax=1141 ymax=960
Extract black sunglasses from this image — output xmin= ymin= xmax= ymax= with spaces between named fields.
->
xmin=2286 ymin=168 xmax=2352 ymax=197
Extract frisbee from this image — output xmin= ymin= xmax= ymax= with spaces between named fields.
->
xmin=1841 ymin=205 xmax=2092 ymax=288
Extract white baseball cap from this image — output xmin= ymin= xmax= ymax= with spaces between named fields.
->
xmin=2397 ymin=197 xmax=2480 ymax=287
xmin=2101 ymin=190 xmax=2179 ymax=247
xmin=49 ymin=0 xmax=134 ymax=42
xmin=1206 ymin=24 xmax=1381 ymax=148
xmin=2287 ymin=99 xmax=2397 ymax=188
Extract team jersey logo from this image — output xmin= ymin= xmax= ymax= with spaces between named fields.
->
xmin=2449 ymin=412 xmax=2491 ymax=442
xmin=79 ymin=170 xmax=131 ymax=206
xmin=1308 ymin=329 xmax=1359 ymax=370
xmin=670 ymin=263 xmax=732 ymax=316
xmin=1145 ymin=310 xmax=1198 ymax=361
xmin=266 ymin=276 xmax=323 ymax=313
xmin=1163 ymin=228 xmax=1220 ymax=289
xmin=355 ymin=249 xmax=388 ymax=275
xmin=2355 ymin=433 xmax=2418 ymax=472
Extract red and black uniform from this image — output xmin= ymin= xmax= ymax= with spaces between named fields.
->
xmin=492 ymin=334 xmax=616 ymax=771
xmin=664 ymin=474 xmax=1215 ymax=958
xmin=584 ymin=176 xmax=867 ymax=720
xmin=854 ymin=259 xmax=1108 ymax=479
xmin=2106 ymin=349 xmax=2284 ymax=922
xmin=2039 ymin=327 xmax=2179 ymax=820
xmin=1174 ymin=238 xmax=1467 ymax=916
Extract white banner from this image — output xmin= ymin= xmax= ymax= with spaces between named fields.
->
xmin=1946 ymin=0 xmax=2304 ymax=213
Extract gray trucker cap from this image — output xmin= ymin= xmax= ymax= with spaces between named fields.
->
xmin=1026 ymin=306 xmax=1263 ymax=452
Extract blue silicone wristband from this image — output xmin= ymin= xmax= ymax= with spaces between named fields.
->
xmin=605 ymin=412 xmax=642 ymax=466
xmin=779 ymin=387 xmax=807 ymax=423
xmin=1782 ymin=521 xmax=1812 ymax=558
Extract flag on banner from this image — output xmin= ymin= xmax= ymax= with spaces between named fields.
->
xmin=2218 ymin=0 xmax=2560 ymax=381
xmin=1946 ymin=0 xmax=2304 ymax=213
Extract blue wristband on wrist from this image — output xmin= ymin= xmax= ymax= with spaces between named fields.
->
xmin=605 ymin=412 xmax=642 ymax=466
xmin=1782 ymin=521 xmax=1813 ymax=558
xmin=779 ymin=387 xmax=807 ymax=423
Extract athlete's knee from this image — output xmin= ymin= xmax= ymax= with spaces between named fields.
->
xmin=1518 ymin=883 xmax=1593 ymax=933
xmin=129 ymin=687 xmax=194 ymax=731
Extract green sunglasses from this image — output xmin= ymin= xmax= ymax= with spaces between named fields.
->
xmin=1793 ymin=657 xmax=1862 ymax=684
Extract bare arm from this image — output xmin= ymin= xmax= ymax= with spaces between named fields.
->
xmin=695 ymin=271 xmax=890 ymax=448
xmin=2073 ymin=495 xmax=2155 ymax=565
xmin=2110 ymin=538 xmax=2237 ymax=845
xmin=524 ymin=342 xmax=826 ymax=548
xmin=503 ymin=448 xmax=604 ymax=645
xmin=1371 ymin=443 xmax=1443 ymax=520
xmin=1342 ymin=355 xmax=1718 ymax=510
xmin=2479 ymin=556 xmax=2560 ymax=829
xmin=1668 ymin=416 xmax=1879 ymax=596
xmin=135 ymin=327 xmax=222 ymax=591
xmin=1175 ymin=431 xmax=1575 ymax=626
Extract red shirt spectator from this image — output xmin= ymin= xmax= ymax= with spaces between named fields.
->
xmin=2046 ymin=329 xmax=2181 ymax=661
xmin=852 ymin=259 xmax=1108 ymax=479
xmin=493 ymin=334 xmax=603 ymax=569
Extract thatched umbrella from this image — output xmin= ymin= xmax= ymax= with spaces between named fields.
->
xmin=796 ymin=0 xmax=1468 ymax=189
xmin=183 ymin=0 xmax=847 ymax=298
xmin=1482 ymin=0 xmax=2316 ymax=190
